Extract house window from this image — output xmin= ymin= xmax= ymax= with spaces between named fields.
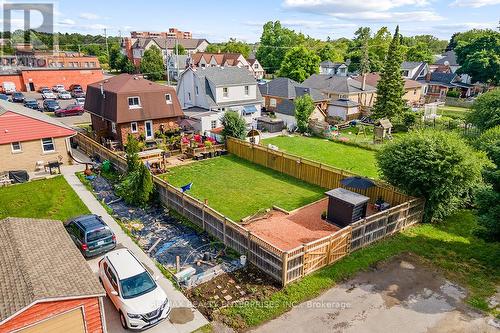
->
xmin=111 ymin=122 xmax=117 ymax=134
xmin=210 ymin=120 xmax=217 ymax=129
xmin=270 ymin=98 xmax=277 ymax=107
xmin=11 ymin=141 xmax=22 ymax=153
xmin=402 ymin=70 xmax=409 ymax=77
xmin=165 ymin=94 xmax=172 ymax=104
xmin=223 ymin=87 xmax=228 ymax=98
xmin=130 ymin=122 xmax=138 ymax=133
xmin=41 ymin=138 xmax=55 ymax=153
xmin=244 ymin=85 xmax=249 ymax=96
xmin=128 ymin=96 xmax=141 ymax=108
xmin=188 ymin=92 xmax=191 ymax=101
xmin=195 ymin=86 xmax=199 ymax=95
xmin=254 ymin=63 xmax=259 ymax=69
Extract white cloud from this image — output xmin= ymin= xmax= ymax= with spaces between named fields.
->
xmin=244 ymin=19 xmax=356 ymax=30
xmin=450 ymin=0 xmax=500 ymax=7
xmin=79 ymin=12 xmax=100 ymax=20
xmin=58 ymin=18 xmax=76 ymax=26
xmin=283 ymin=0 xmax=430 ymax=13
xmin=332 ymin=10 xmax=443 ymax=22
xmin=432 ymin=22 xmax=497 ymax=31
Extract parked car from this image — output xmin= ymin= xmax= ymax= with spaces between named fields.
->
xmin=65 ymin=214 xmax=116 ymax=257
xmin=58 ymin=90 xmax=72 ymax=99
xmin=0 ymin=94 xmax=9 ymax=101
xmin=11 ymin=92 xmax=25 ymax=103
xmin=98 ymin=248 xmax=170 ymax=330
xmin=52 ymin=84 xmax=65 ymax=92
xmin=71 ymin=88 xmax=85 ymax=98
xmin=38 ymin=86 xmax=49 ymax=93
xmin=2 ymin=81 xmax=16 ymax=94
xmin=69 ymin=84 xmax=82 ymax=91
xmin=75 ymin=97 xmax=85 ymax=106
xmin=54 ymin=104 xmax=84 ymax=117
xmin=41 ymin=89 xmax=57 ymax=100
xmin=43 ymin=99 xmax=61 ymax=112
xmin=23 ymin=99 xmax=40 ymax=111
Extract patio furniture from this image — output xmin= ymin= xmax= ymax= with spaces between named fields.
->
xmin=44 ymin=161 xmax=61 ymax=175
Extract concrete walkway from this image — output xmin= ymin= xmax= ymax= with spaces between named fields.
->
xmin=61 ymin=165 xmax=209 ymax=333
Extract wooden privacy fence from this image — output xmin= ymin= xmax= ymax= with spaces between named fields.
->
xmin=226 ymin=138 xmax=410 ymax=206
xmin=74 ymin=133 xmax=425 ymax=286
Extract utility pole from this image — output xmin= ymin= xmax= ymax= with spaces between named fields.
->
xmin=104 ymin=28 xmax=109 ymax=59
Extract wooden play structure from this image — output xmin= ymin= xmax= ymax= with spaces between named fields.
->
xmin=245 ymin=129 xmax=261 ymax=145
xmin=373 ymin=118 xmax=393 ymax=143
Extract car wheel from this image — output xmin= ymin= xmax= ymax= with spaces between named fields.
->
xmin=119 ymin=311 xmax=128 ymax=329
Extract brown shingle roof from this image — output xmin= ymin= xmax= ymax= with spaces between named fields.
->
xmin=0 ymin=217 xmax=104 ymax=324
xmin=353 ymin=72 xmax=422 ymax=90
xmin=84 ymin=74 xmax=184 ymax=123
xmin=191 ymin=52 xmax=245 ymax=67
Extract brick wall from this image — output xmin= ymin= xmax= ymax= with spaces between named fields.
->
xmin=0 ymin=137 xmax=72 ymax=172
xmin=0 ymin=297 xmax=104 ymax=333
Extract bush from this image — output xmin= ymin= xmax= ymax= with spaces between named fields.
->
xmin=117 ymin=162 xmax=154 ymax=207
xmin=467 ymin=90 xmax=500 ymax=131
xmin=221 ymin=111 xmax=246 ymax=139
xmin=125 ymin=134 xmax=140 ymax=173
xmin=446 ymin=90 xmax=460 ymax=98
xmin=294 ymin=94 xmax=315 ymax=133
xmin=377 ymin=130 xmax=489 ymax=222
xmin=400 ymin=111 xmax=418 ymax=130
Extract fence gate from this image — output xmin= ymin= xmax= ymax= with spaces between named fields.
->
xmin=328 ymin=227 xmax=351 ymax=264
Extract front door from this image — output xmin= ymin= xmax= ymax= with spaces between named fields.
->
xmin=29 ymin=82 xmax=35 ymax=91
xmin=145 ymin=120 xmax=154 ymax=140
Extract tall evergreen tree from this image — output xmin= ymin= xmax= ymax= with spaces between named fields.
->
xmin=371 ymin=26 xmax=406 ymax=121
xmin=359 ymin=34 xmax=370 ymax=75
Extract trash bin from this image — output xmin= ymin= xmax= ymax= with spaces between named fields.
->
xmin=102 ymin=160 xmax=111 ymax=172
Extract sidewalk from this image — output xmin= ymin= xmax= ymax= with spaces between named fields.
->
xmin=62 ymin=164 xmax=209 ymax=333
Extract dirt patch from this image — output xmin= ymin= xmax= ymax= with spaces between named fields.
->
xmin=245 ymin=199 xmax=339 ymax=250
xmin=186 ymin=264 xmax=280 ymax=321
xmin=169 ymin=307 xmax=194 ymax=324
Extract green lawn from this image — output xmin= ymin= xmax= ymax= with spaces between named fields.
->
xmin=263 ymin=135 xmax=379 ymax=179
xmin=0 ymin=176 xmax=89 ymax=221
xmin=219 ymin=210 xmax=500 ymax=328
xmin=437 ymin=105 xmax=471 ymax=119
xmin=161 ymin=155 xmax=325 ymax=221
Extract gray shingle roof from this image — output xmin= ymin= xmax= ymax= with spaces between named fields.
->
xmin=435 ymin=50 xmax=458 ymax=66
xmin=259 ymin=77 xmax=327 ymax=102
xmin=276 ymin=99 xmax=296 ymax=116
xmin=329 ymin=98 xmax=360 ymax=107
xmin=302 ymin=74 xmax=376 ymax=94
xmin=401 ymin=61 xmax=424 ymax=70
xmin=0 ymin=217 xmax=105 ymax=323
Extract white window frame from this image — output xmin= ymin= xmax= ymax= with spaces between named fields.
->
xmin=41 ymin=138 xmax=55 ymax=153
xmin=210 ymin=120 xmax=217 ymax=129
xmin=165 ymin=93 xmax=172 ymax=104
xmin=244 ymin=85 xmax=249 ymax=96
xmin=111 ymin=122 xmax=117 ymax=134
xmin=130 ymin=122 xmax=138 ymax=133
xmin=128 ymin=96 xmax=141 ymax=109
xmin=270 ymin=98 xmax=277 ymax=107
xmin=145 ymin=120 xmax=154 ymax=140
xmin=223 ymin=87 xmax=228 ymax=98
xmin=11 ymin=141 xmax=22 ymax=153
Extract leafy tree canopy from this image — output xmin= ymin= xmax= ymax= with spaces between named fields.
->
xmin=294 ymin=94 xmax=315 ymax=133
xmin=467 ymin=89 xmax=500 ymax=131
xmin=405 ymin=42 xmax=434 ymax=63
xmin=221 ymin=111 xmax=247 ymax=139
xmin=377 ymin=130 xmax=489 ymax=222
xmin=140 ymin=45 xmax=164 ymax=81
xmin=206 ymin=38 xmax=252 ymax=58
xmin=277 ymin=45 xmax=320 ymax=82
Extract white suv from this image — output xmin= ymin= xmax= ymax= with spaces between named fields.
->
xmin=98 ymin=248 xmax=171 ymax=330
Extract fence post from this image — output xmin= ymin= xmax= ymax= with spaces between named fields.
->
xmin=181 ymin=192 xmax=186 ymax=216
xmin=281 ymin=251 xmax=288 ymax=286
xmin=223 ymin=217 xmax=227 ymax=245
xmin=202 ymin=203 xmax=206 ymax=231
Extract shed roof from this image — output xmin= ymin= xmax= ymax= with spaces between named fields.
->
xmin=0 ymin=218 xmax=105 ymax=324
xmin=259 ymin=77 xmax=327 ymax=102
xmin=325 ymin=188 xmax=370 ymax=205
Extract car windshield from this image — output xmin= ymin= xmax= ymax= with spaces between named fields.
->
xmin=120 ymin=271 xmax=157 ymax=299
xmin=86 ymin=227 xmax=112 ymax=242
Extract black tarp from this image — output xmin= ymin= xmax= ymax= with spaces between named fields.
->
xmin=9 ymin=170 xmax=29 ymax=183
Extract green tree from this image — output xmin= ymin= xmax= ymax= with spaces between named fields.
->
xmin=125 ymin=134 xmax=140 ymax=173
xmin=377 ymin=130 xmax=488 ymax=222
xmin=222 ymin=38 xmax=251 ymax=57
xmin=403 ymin=35 xmax=447 ymax=54
xmin=371 ymin=26 xmax=406 ymax=121
xmin=317 ymin=43 xmax=343 ymax=62
xmin=474 ymin=126 xmax=500 ymax=241
xmin=256 ymin=21 xmax=303 ymax=74
xmin=467 ymin=89 xmax=500 ymax=131
xmin=119 ymin=56 xmax=135 ymax=74
xmin=294 ymin=95 xmax=315 ymax=133
xmin=277 ymin=45 xmax=320 ymax=82
xmin=109 ymin=45 xmax=122 ymax=71
xmin=175 ymin=43 xmax=186 ymax=55
xmin=221 ymin=111 xmax=246 ymax=139
xmin=118 ymin=162 xmax=154 ymax=207
xmin=455 ymin=30 xmax=500 ymax=84
xmin=405 ymin=42 xmax=433 ymax=63
xmin=359 ymin=33 xmax=370 ymax=75
xmin=140 ymin=45 xmax=164 ymax=81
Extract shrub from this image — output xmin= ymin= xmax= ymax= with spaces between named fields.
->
xmin=446 ymin=90 xmax=460 ymax=98
xmin=294 ymin=94 xmax=315 ymax=133
xmin=221 ymin=111 xmax=246 ymax=139
xmin=467 ymin=89 xmax=500 ymax=131
xmin=377 ymin=130 xmax=489 ymax=222
xmin=125 ymin=134 xmax=140 ymax=173
xmin=117 ymin=162 xmax=154 ymax=207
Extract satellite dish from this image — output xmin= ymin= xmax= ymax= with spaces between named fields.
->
xmin=444 ymin=61 xmax=450 ymax=66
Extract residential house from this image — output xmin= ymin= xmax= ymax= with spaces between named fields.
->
xmin=176 ymin=66 xmax=263 ymax=133
xmin=131 ymin=28 xmax=192 ymax=39
xmin=247 ymin=58 xmax=265 ymax=79
xmin=167 ymin=54 xmax=189 ymax=81
xmin=354 ymin=72 xmax=423 ymax=105
xmin=121 ymin=37 xmax=209 ymax=68
xmin=85 ymin=74 xmax=184 ymax=148
xmin=433 ymin=50 xmax=460 ymax=73
xmin=418 ymin=72 xmax=474 ymax=100
xmin=319 ymin=61 xmax=349 ymax=76
xmin=0 ymin=100 xmax=76 ymax=172
xmin=401 ymin=61 xmax=429 ymax=80
xmin=303 ymin=74 xmax=377 ymax=109
xmin=188 ymin=53 xmax=265 ymax=79
xmin=0 ymin=217 xmax=106 ymax=333
xmin=326 ymin=98 xmax=361 ymax=121
xmin=259 ymin=77 xmax=329 ymax=130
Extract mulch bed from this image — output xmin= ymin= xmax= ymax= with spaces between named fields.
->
xmin=185 ymin=264 xmax=280 ymax=320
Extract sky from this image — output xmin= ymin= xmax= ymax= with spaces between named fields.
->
xmin=3 ymin=0 xmax=500 ymax=42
